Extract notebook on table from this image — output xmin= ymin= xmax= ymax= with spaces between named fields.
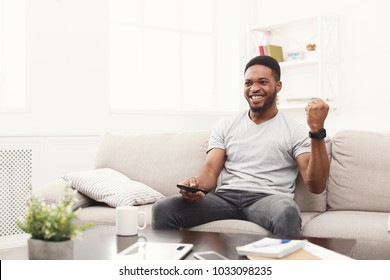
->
xmin=237 ymin=237 xmax=353 ymax=260
xmin=236 ymin=237 xmax=307 ymax=258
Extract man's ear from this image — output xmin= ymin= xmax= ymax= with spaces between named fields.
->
xmin=276 ymin=81 xmax=282 ymax=93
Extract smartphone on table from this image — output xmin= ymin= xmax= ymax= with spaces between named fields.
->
xmin=193 ymin=251 xmax=229 ymax=260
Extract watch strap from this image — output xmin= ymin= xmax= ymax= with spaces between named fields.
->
xmin=309 ymin=128 xmax=326 ymax=140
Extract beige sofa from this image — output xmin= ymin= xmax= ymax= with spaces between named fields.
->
xmin=36 ymin=130 xmax=390 ymax=259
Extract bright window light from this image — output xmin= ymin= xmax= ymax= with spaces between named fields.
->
xmin=109 ymin=0 xmax=241 ymax=113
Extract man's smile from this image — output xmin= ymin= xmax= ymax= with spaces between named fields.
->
xmin=249 ymin=94 xmax=266 ymax=103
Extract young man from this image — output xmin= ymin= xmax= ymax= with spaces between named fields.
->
xmin=152 ymin=55 xmax=330 ymax=237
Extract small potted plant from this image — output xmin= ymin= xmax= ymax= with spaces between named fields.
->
xmin=306 ymin=43 xmax=316 ymax=52
xmin=305 ymin=43 xmax=317 ymax=59
xmin=16 ymin=187 xmax=93 ymax=259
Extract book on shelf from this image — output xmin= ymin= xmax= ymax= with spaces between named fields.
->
xmin=236 ymin=237 xmax=306 ymax=258
xmin=259 ymin=45 xmax=266 ymax=56
xmin=258 ymin=45 xmax=284 ymax=62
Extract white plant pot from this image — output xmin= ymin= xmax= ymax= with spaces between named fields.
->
xmin=28 ymin=238 xmax=74 ymax=260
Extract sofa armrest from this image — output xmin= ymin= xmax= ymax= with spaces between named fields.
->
xmin=33 ymin=178 xmax=97 ymax=210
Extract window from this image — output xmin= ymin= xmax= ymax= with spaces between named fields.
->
xmin=109 ymin=0 xmax=242 ymax=113
xmin=0 ymin=0 xmax=26 ymax=112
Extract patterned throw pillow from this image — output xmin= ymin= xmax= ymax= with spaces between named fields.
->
xmin=61 ymin=168 xmax=165 ymax=207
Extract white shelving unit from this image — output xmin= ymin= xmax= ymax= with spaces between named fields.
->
xmin=248 ymin=13 xmax=338 ymax=110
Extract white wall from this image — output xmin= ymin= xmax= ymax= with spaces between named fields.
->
xmin=254 ymin=0 xmax=390 ymax=134
xmin=1 ymin=0 xmax=245 ymax=137
xmin=2 ymin=0 xmax=389 ymax=137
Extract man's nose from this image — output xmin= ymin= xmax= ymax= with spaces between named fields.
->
xmin=250 ymin=82 xmax=261 ymax=92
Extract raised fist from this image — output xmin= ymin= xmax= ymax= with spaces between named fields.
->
xmin=305 ymin=98 xmax=329 ymax=132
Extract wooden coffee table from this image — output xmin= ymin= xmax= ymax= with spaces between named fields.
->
xmin=0 ymin=225 xmax=356 ymax=260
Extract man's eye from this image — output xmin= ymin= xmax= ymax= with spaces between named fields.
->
xmin=244 ymin=82 xmax=251 ymax=86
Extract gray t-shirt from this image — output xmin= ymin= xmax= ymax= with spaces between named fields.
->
xmin=208 ymin=110 xmax=311 ymax=198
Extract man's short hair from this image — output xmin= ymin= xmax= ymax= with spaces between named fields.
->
xmin=244 ymin=55 xmax=281 ymax=82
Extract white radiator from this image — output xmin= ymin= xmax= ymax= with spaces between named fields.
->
xmin=0 ymin=148 xmax=32 ymax=248
xmin=0 ymin=135 xmax=99 ymax=249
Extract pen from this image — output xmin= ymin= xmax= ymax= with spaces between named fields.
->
xmin=253 ymin=239 xmax=291 ymax=248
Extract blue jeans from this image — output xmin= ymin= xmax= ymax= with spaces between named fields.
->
xmin=152 ymin=190 xmax=302 ymax=238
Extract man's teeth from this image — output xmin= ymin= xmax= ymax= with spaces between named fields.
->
xmin=251 ymin=95 xmax=263 ymax=100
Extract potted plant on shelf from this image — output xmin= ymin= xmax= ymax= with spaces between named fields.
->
xmin=305 ymin=43 xmax=317 ymax=59
xmin=16 ymin=187 xmax=93 ymax=260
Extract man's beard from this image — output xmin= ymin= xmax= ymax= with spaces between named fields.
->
xmin=249 ymin=89 xmax=277 ymax=113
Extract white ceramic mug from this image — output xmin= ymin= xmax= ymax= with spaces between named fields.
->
xmin=116 ymin=206 xmax=147 ymax=236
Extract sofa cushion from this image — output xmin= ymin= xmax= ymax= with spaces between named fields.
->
xmin=327 ymin=131 xmax=390 ymax=211
xmin=62 ymin=168 xmax=165 ymax=207
xmin=76 ymin=205 xmax=116 ymax=226
xmin=302 ymin=211 xmax=390 ymax=259
xmin=76 ymin=203 xmax=155 ymax=227
xmin=94 ymin=132 xmax=209 ymax=197
xmin=188 ymin=219 xmax=270 ymax=235
xmin=188 ymin=211 xmax=321 ymax=235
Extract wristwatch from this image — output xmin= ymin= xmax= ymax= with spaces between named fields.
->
xmin=309 ymin=128 xmax=326 ymax=140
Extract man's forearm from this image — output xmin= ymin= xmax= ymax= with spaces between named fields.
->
xmin=195 ymin=171 xmax=219 ymax=192
xmin=305 ymin=139 xmax=330 ymax=194
xmin=191 ymin=148 xmax=225 ymax=192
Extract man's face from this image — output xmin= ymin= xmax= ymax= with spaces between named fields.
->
xmin=244 ymin=64 xmax=281 ymax=113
